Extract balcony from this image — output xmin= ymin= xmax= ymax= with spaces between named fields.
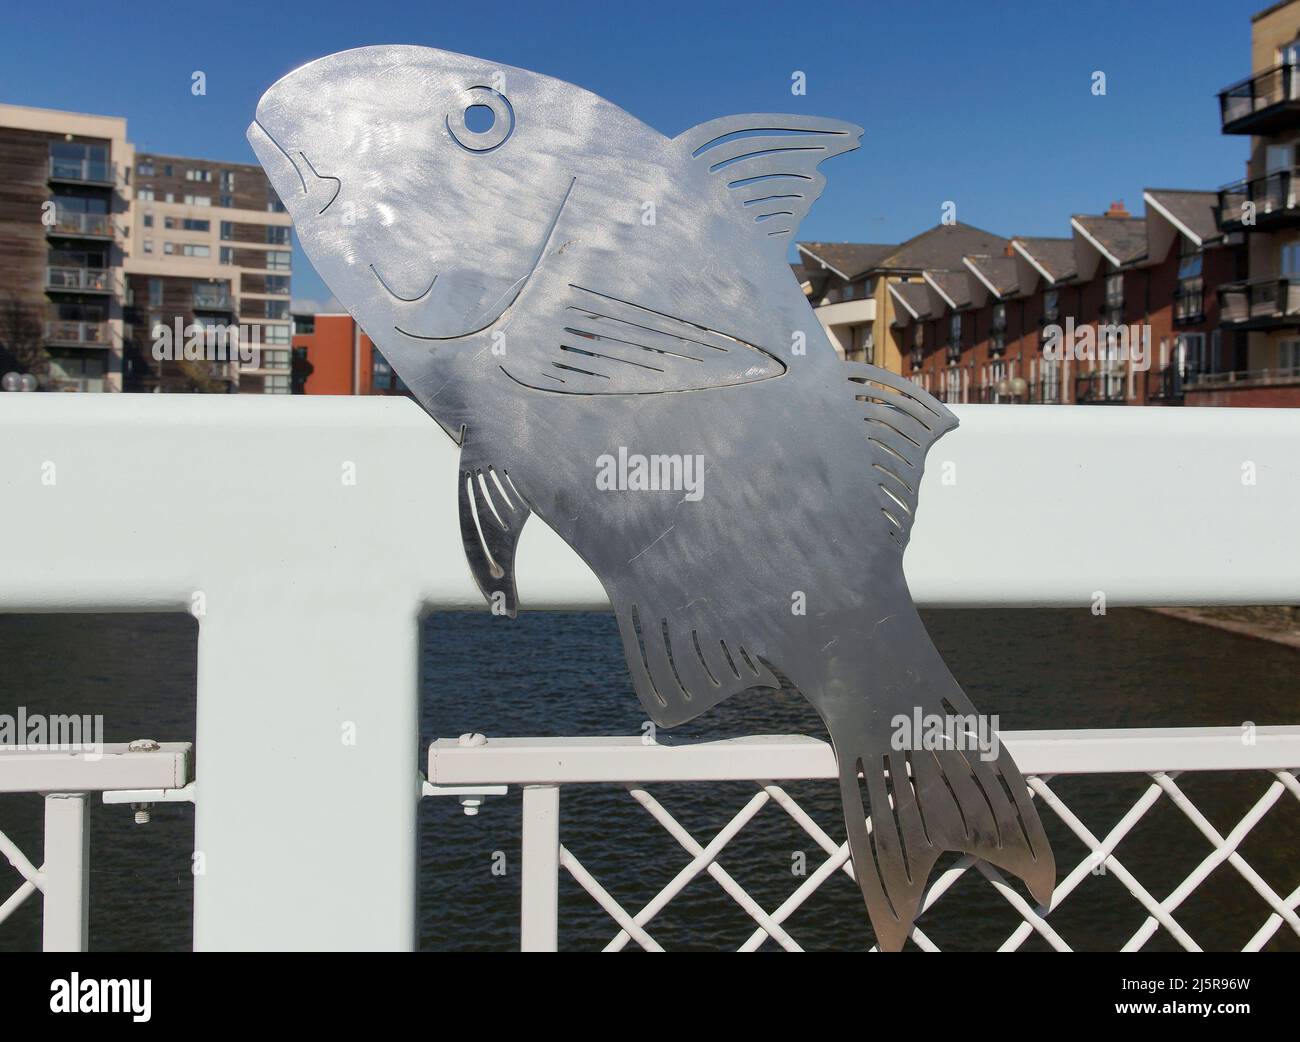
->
xmin=813 ymin=296 xmax=875 ymax=326
xmin=45 ymin=267 xmax=112 ymax=294
xmin=1218 ymin=276 xmax=1300 ymax=330
xmin=1173 ymin=277 xmax=1205 ymax=326
xmin=1145 ymin=366 xmax=1202 ymax=403
xmin=45 ymin=210 xmax=114 ymax=239
xmin=43 ymin=320 xmax=110 ymax=347
xmin=47 ymin=157 xmax=116 ymax=186
xmin=1075 ymin=371 xmax=1127 ymax=404
xmin=1217 ymin=170 xmax=1300 ymax=232
xmin=193 ymin=287 xmax=235 ymax=311
xmin=1028 ymin=379 xmax=1062 ymax=404
xmin=1219 ymin=63 xmax=1300 ymax=134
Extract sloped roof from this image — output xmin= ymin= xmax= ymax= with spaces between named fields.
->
xmin=1144 ymin=189 xmax=1222 ymax=246
xmin=1072 ymin=215 xmax=1148 ymax=266
xmin=889 ymin=282 xmax=931 ymax=324
xmin=924 ymin=269 xmax=972 ymax=309
xmin=1014 ymin=237 xmax=1078 ymax=283
xmin=797 ymin=242 xmax=895 ymax=280
xmin=871 ymin=223 xmax=1009 ymax=273
xmin=964 ymin=255 xmax=1020 ymax=297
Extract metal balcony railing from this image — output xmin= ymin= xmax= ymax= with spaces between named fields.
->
xmin=1028 ymin=378 xmax=1063 ymax=404
xmin=1218 ymin=276 xmax=1300 ymax=330
xmin=46 ymin=210 xmax=114 ymax=238
xmin=1145 ymin=366 xmax=1202 ymax=402
xmin=1075 ymin=370 xmax=1127 ymax=404
xmin=1219 ymin=63 xmax=1300 ymax=135
xmin=47 ymin=157 xmax=117 ymax=185
xmin=0 ymin=397 xmax=1298 ymax=950
xmin=1217 ymin=169 xmax=1300 ymax=232
xmin=45 ymin=267 xmax=111 ymax=293
xmin=193 ymin=288 xmax=234 ymax=310
xmin=42 ymin=320 xmax=109 ymax=345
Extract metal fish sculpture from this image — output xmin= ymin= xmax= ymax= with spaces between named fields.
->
xmin=249 ymin=45 xmax=1055 ymax=949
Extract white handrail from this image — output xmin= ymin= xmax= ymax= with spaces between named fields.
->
xmin=3 ymin=396 xmax=1299 ymax=950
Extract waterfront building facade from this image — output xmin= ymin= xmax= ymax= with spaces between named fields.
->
xmin=0 ymin=104 xmax=291 ymax=393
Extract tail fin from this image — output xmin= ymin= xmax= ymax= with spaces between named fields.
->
xmin=821 ymin=681 xmax=1055 ymax=951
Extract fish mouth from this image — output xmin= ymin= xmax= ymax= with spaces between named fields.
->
xmin=391 ymin=176 xmax=576 ymax=342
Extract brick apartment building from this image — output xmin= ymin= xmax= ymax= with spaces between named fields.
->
xmin=0 ymin=104 xmax=292 ymax=392
xmin=290 ymin=312 xmax=411 ymax=397
xmin=800 ymin=0 xmax=1300 ymax=408
xmin=800 ymin=200 xmax=1245 ymax=406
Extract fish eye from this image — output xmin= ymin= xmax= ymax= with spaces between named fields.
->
xmin=446 ymin=86 xmax=514 ymax=153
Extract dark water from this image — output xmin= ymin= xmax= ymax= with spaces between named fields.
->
xmin=0 ymin=608 xmax=1296 ymax=951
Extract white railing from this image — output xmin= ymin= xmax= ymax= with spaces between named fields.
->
xmin=429 ymin=729 xmax=1300 ymax=952
xmin=0 ymin=744 xmax=192 ymax=950
xmin=2 ymin=396 xmax=1299 ymax=950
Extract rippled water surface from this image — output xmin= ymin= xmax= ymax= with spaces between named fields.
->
xmin=1 ymin=608 xmax=1296 ymax=951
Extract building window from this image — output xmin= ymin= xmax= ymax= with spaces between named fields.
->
xmin=137 ymin=189 xmax=155 ymax=202
xmin=183 ymin=194 xmax=212 ymax=207
xmin=142 ymin=239 xmax=153 ymax=253
xmin=220 ymin=221 xmax=234 ymax=241
xmin=949 ymin=314 xmax=961 ymax=346
xmin=219 ymin=195 xmax=233 ymax=208
xmin=1043 ymin=289 xmax=1059 ymax=322
xmin=264 ymin=300 xmax=290 ymax=320
xmin=137 ymin=161 xmax=155 ymax=176
xmin=186 ymin=169 xmax=213 ymax=182
xmin=261 ymin=349 xmax=291 ymax=370
xmin=266 ymin=251 xmax=292 ymax=271
xmin=1104 ymin=272 xmax=1124 ymax=309
xmin=263 ymin=325 xmax=291 ymax=346
xmin=143 ymin=214 xmax=153 ymax=228
xmin=163 ymin=165 xmax=173 ymax=177
xmin=1280 ymin=339 xmax=1300 ymax=373
xmin=294 ymin=315 xmax=315 ymax=335
xmin=265 ymin=275 xmax=291 ymax=295
xmin=266 ymin=226 xmax=290 ymax=245
xmin=221 ymin=171 xmax=235 ymax=191
xmin=148 ymin=278 xmax=163 ymax=307
xmin=264 ymin=374 xmax=290 ymax=393
xmin=220 ymin=246 xmax=233 ymax=265
xmin=1281 ymin=243 xmax=1300 ymax=276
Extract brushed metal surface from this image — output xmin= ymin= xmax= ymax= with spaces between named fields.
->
xmin=249 ymin=45 xmax=1054 ymax=949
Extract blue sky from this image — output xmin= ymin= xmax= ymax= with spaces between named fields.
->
xmin=0 ymin=0 xmax=1266 ymax=307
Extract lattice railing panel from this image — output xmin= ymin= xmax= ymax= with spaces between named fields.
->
xmin=557 ymin=769 xmax=1300 ymax=951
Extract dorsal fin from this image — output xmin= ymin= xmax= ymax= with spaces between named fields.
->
xmin=676 ymin=114 xmax=862 ymax=262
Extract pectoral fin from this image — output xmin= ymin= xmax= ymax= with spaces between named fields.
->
xmin=457 ymin=437 xmax=531 ymax=618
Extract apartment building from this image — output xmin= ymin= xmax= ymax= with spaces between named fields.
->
xmin=798 ymin=224 xmax=1009 ymax=374
xmin=125 ymin=153 xmax=293 ymax=393
xmin=0 ymin=106 xmax=133 ymax=391
xmin=0 ymin=103 xmax=292 ymax=393
xmin=1212 ymin=0 xmax=1300 ymax=406
xmin=879 ymin=197 xmax=1244 ymax=406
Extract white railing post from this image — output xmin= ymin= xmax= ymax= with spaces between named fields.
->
xmin=41 ymin=793 xmax=88 ymax=952
xmin=193 ymin=603 xmax=421 ymax=951
xmin=520 ymin=784 xmax=560 ymax=951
